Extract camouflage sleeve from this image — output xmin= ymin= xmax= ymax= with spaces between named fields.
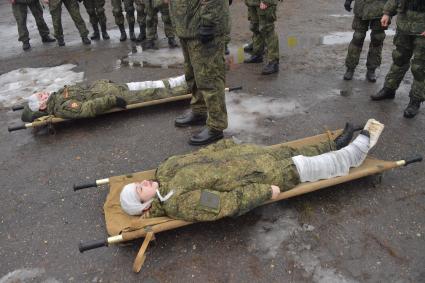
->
xmin=261 ymin=0 xmax=278 ymax=6
xmin=383 ymin=0 xmax=398 ymax=16
xmin=200 ymin=0 xmax=223 ymax=27
xmin=57 ymin=95 xmax=117 ymax=119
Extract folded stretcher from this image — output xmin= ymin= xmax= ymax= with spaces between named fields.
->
xmin=74 ymin=130 xmax=422 ymax=273
xmin=8 ymin=87 xmax=242 ymax=132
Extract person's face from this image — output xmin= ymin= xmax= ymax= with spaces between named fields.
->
xmin=36 ymin=92 xmax=50 ymax=110
xmin=135 ymin=180 xmax=158 ymax=202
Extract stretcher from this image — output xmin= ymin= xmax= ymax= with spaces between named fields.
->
xmin=8 ymin=86 xmax=242 ymax=132
xmin=74 ymin=130 xmax=422 ymax=273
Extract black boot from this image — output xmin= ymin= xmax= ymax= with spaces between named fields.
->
xmin=100 ymin=23 xmax=110 ymax=40
xmin=244 ymin=54 xmax=263 ymax=63
xmin=334 ymin=122 xmax=355 ymax=149
xmin=137 ymin=24 xmax=146 ymax=42
xmin=343 ymin=68 xmax=355 ymax=80
xmin=129 ymin=23 xmax=136 ymax=41
xmin=57 ymin=37 xmax=65 ymax=46
xmin=371 ymin=87 xmax=396 ymax=101
xmin=261 ymin=60 xmax=279 ymax=75
xmin=403 ymin=97 xmax=422 ymax=118
xmin=22 ymin=40 xmax=31 ymax=51
xmin=82 ymin=36 xmax=91 ymax=45
xmin=175 ymin=112 xmax=207 ymax=127
xmin=90 ymin=23 xmax=100 ymax=40
xmin=366 ymin=69 xmax=376 ymax=83
xmin=225 ymin=44 xmax=230 ymax=55
xmin=168 ymin=37 xmax=178 ymax=48
xmin=41 ymin=35 xmax=55 ymax=43
xmin=143 ymin=40 xmax=155 ymax=50
xmin=189 ymin=127 xmax=224 ymax=146
xmin=244 ymin=42 xmax=253 ymax=53
xmin=119 ymin=24 xmax=127 ymax=41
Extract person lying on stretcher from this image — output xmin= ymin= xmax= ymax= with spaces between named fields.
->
xmin=21 ymin=75 xmax=187 ymax=122
xmin=120 ymin=119 xmax=385 ymax=222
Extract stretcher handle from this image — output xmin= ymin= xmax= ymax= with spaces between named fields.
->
xmin=73 ymin=182 xmax=97 ymax=191
xmin=404 ymin=155 xmax=423 ymax=166
xmin=79 ymin=239 xmax=108 ymax=253
xmin=12 ymin=105 xmax=24 ymax=111
xmin=8 ymin=124 xmax=27 ymax=132
xmin=227 ymin=86 xmax=242 ymax=92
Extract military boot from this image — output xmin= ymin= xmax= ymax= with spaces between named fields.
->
xmin=343 ymin=68 xmax=355 ymax=80
xmin=175 ymin=112 xmax=207 ymax=127
xmin=90 ymin=23 xmax=100 ymax=40
xmin=261 ymin=60 xmax=279 ymax=75
xmin=189 ymin=127 xmax=224 ymax=146
xmin=100 ymin=23 xmax=110 ymax=40
xmin=22 ymin=40 xmax=31 ymax=51
xmin=57 ymin=37 xmax=65 ymax=47
xmin=41 ymin=35 xmax=55 ymax=43
xmin=225 ymin=44 xmax=230 ymax=55
xmin=371 ymin=87 xmax=396 ymax=101
xmin=244 ymin=54 xmax=263 ymax=63
xmin=334 ymin=123 xmax=355 ymax=149
xmin=244 ymin=42 xmax=253 ymax=53
xmin=168 ymin=37 xmax=178 ymax=48
xmin=143 ymin=40 xmax=155 ymax=50
xmin=403 ymin=97 xmax=422 ymax=119
xmin=137 ymin=24 xmax=146 ymax=42
xmin=82 ymin=36 xmax=91 ymax=45
xmin=366 ymin=69 xmax=377 ymax=83
xmin=119 ymin=24 xmax=127 ymax=41
xmin=129 ymin=23 xmax=136 ymax=41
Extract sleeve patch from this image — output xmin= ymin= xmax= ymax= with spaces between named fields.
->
xmin=198 ymin=190 xmax=220 ymax=213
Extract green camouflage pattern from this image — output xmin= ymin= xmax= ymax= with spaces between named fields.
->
xmin=111 ymin=0 xmax=136 ymax=26
xmin=345 ymin=16 xmax=386 ymax=70
xmin=22 ymin=79 xmax=188 ymax=121
xmin=180 ymin=36 xmax=228 ymax=131
xmin=384 ymin=0 xmax=425 ymax=33
xmin=147 ymin=139 xmax=336 ymax=221
xmin=12 ymin=0 xmax=51 ymax=42
xmin=169 ymin=0 xmax=230 ymax=39
xmin=247 ymin=4 xmax=279 ymax=61
xmin=134 ymin=0 xmax=147 ymax=26
xmin=145 ymin=0 xmax=175 ymax=40
xmin=48 ymin=0 xmax=89 ymax=38
xmin=245 ymin=0 xmax=277 ymax=7
xmin=353 ymin=0 xmax=386 ymax=20
xmin=82 ymin=0 xmax=107 ymax=26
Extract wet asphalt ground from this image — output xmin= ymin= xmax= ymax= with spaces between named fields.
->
xmin=0 ymin=0 xmax=424 ymax=282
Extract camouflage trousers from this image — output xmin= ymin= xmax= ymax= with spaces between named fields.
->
xmin=345 ymin=16 xmax=387 ymax=70
xmin=181 ymin=36 xmax=228 ymax=131
xmin=82 ymin=0 xmax=107 ymax=26
xmin=384 ymin=31 xmax=425 ymax=101
xmin=134 ymin=0 xmax=147 ymax=27
xmin=145 ymin=1 xmax=174 ymax=40
xmin=12 ymin=1 xmax=51 ymax=42
xmin=48 ymin=0 xmax=89 ymax=38
xmin=247 ymin=4 xmax=279 ymax=62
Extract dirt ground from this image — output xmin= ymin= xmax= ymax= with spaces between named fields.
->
xmin=0 ymin=0 xmax=424 ymax=282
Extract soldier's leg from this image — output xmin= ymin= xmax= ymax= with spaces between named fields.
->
xmin=49 ymin=0 xmax=65 ymax=40
xmin=345 ymin=17 xmax=368 ymax=71
xmin=95 ymin=0 xmax=107 ymax=25
xmin=28 ymin=1 xmax=51 ymax=38
xmin=191 ymin=37 xmax=227 ymax=131
xmin=83 ymin=0 xmax=98 ymax=26
xmin=62 ymin=0 xmax=89 ymax=38
xmin=366 ymin=21 xmax=386 ymax=71
xmin=249 ymin=6 xmax=264 ymax=56
xmin=12 ymin=3 xmax=29 ymax=43
xmin=383 ymin=32 xmax=414 ymax=91
xmin=409 ymin=36 xmax=425 ymax=102
xmin=159 ymin=4 xmax=174 ymax=39
xmin=111 ymin=0 xmax=124 ymax=26
xmin=145 ymin=1 xmax=156 ymax=41
xmin=258 ymin=5 xmax=279 ymax=62
xmin=135 ymin=0 xmax=146 ymax=40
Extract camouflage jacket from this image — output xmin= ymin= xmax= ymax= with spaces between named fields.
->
xmin=169 ymin=0 xmax=230 ymax=39
xmin=384 ymin=0 xmax=425 ymax=33
xmin=245 ymin=0 xmax=278 ymax=7
xmin=353 ymin=0 xmax=386 ymax=20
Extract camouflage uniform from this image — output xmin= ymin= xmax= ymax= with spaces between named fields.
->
xmin=145 ymin=0 xmax=175 ymax=40
xmin=345 ymin=0 xmax=387 ymax=71
xmin=11 ymin=0 xmax=52 ymax=43
xmin=111 ymin=0 xmax=136 ymax=26
xmin=169 ymin=0 xmax=230 ymax=131
xmin=245 ymin=0 xmax=279 ymax=62
xmin=48 ymin=0 xmax=89 ymax=39
xmin=134 ymin=0 xmax=150 ymax=30
xmin=382 ymin=0 xmax=425 ymax=102
xmin=147 ymin=138 xmax=336 ymax=221
xmin=82 ymin=0 xmax=107 ymax=26
xmin=21 ymin=79 xmax=188 ymax=121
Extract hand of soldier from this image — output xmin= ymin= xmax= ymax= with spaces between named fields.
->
xmin=43 ymin=0 xmax=49 ymax=4
xmin=115 ymin=97 xmax=127 ymax=109
xmin=344 ymin=0 xmax=352 ymax=12
xmin=199 ymin=25 xmax=215 ymax=44
xmin=421 ymin=31 xmax=425 ymax=37
xmin=381 ymin=15 xmax=390 ymax=27
xmin=271 ymin=185 xmax=280 ymax=200
xmin=260 ymin=2 xmax=268 ymax=10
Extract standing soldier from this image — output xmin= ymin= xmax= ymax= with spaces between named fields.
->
xmin=143 ymin=0 xmax=178 ymax=49
xmin=82 ymin=0 xmax=110 ymax=40
xmin=134 ymin=0 xmax=148 ymax=41
xmin=243 ymin=0 xmax=280 ymax=75
xmin=10 ymin=0 xmax=55 ymax=51
xmin=111 ymin=0 xmax=142 ymax=41
xmin=372 ymin=0 xmax=425 ymax=118
xmin=46 ymin=0 xmax=91 ymax=46
xmin=170 ymin=0 xmax=229 ymax=145
xmin=343 ymin=0 xmax=387 ymax=82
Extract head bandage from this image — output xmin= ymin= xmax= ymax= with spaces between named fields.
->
xmin=27 ymin=93 xmax=41 ymax=111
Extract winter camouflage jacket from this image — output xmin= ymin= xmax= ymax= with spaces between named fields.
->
xmin=353 ymin=0 xmax=387 ymax=20
xmin=384 ymin=0 xmax=425 ymax=33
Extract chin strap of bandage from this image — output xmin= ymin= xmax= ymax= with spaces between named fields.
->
xmin=292 ymin=134 xmax=370 ymax=182
xmin=156 ymin=189 xmax=174 ymax=202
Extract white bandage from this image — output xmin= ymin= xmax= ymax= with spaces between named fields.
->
xmin=27 ymin=93 xmax=40 ymax=111
xmin=168 ymin=75 xmax=186 ymax=88
xmin=364 ymin=119 xmax=384 ymax=149
xmin=120 ymin=183 xmax=153 ymax=216
xmin=126 ymin=80 xmax=166 ymax=91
